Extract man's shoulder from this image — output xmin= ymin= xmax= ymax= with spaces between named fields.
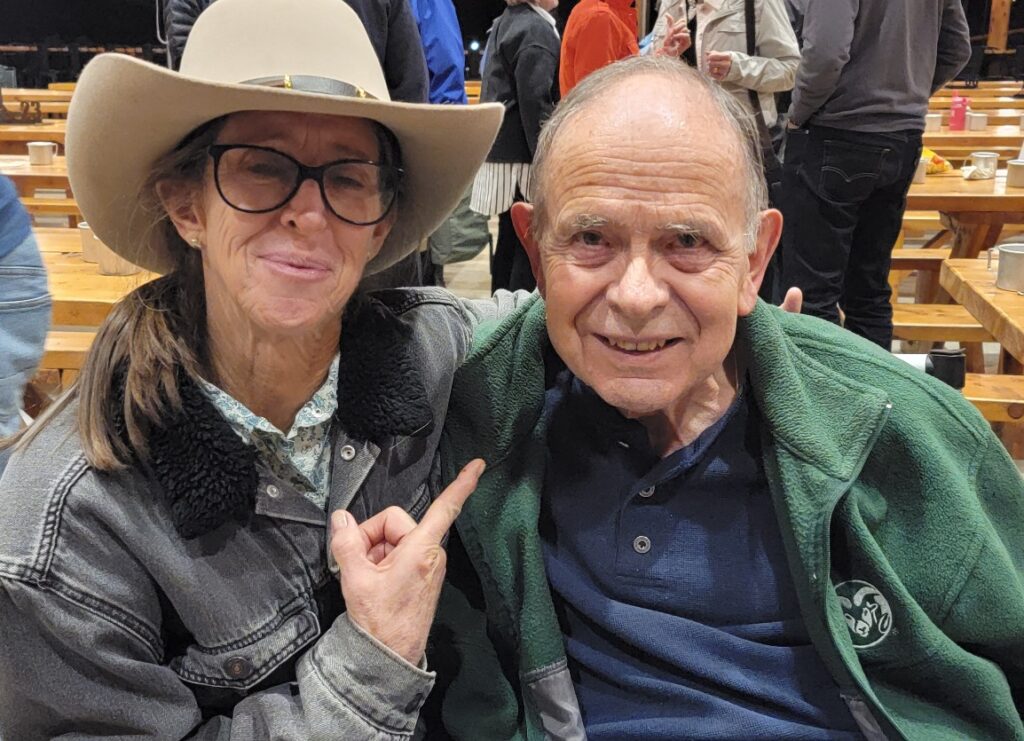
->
xmin=771 ymin=308 xmax=991 ymax=441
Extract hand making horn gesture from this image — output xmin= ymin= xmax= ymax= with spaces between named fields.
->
xmin=329 ymin=459 xmax=485 ymax=665
xmin=657 ymin=13 xmax=693 ymax=58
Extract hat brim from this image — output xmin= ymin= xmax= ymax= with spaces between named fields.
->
xmin=66 ymin=54 xmax=503 ymax=275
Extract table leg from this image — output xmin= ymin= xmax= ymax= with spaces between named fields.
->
xmin=996 ymin=349 xmax=1024 ymax=458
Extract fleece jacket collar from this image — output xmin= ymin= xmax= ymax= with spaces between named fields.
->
xmin=120 ymin=292 xmax=434 ymax=539
xmin=455 ymin=296 xmax=891 ymax=498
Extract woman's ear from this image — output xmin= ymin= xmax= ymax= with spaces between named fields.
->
xmin=156 ymin=179 xmax=206 ymax=246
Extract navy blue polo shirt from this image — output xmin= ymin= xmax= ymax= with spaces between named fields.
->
xmin=541 ymin=372 xmax=863 ymax=740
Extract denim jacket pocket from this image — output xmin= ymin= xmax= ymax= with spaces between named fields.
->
xmin=0 ymin=265 xmax=51 ymax=387
xmin=819 ymin=139 xmax=887 ymax=203
xmin=170 ymin=606 xmax=321 ymax=691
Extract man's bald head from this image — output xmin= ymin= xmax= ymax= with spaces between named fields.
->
xmin=529 ymin=55 xmax=768 ymax=252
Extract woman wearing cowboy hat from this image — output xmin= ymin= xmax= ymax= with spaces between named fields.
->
xmin=0 ymin=0 xmax=506 ymax=737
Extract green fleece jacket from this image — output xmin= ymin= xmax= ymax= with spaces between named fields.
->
xmin=431 ymin=296 xmax=1024 ymax=741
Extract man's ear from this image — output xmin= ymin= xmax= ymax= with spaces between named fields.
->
xmin=738 ymin=208 xmax=783 ymax=316
xmin=510 ymin=202 xmax=545 ymax=296
xmin=156 ymin=179 xmax=207 ymax=246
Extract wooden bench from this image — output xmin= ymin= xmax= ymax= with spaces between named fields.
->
xmin=963 ymin=373 xmax=1024 ymax=422
xmin=891 ymin=304 xmax=994 ymax=343
xmin=19 ymin=197 xmax=81 ymax=226
xmin=902 ymin=210 xmax=945 ymax=236
xmin=41 ymin=329 xmax=95 ymax=387
xmin=890 ymin=248 xmax=952 ymax=271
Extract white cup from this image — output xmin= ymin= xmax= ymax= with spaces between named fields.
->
xmin=924 ymin=113 xmax=942 ymax=132
xmin=970 ymin=151 xmax=999 ymax=179
xmin=77 ymin=221 xmax=98 ymax=263
xmin=913 ymin=157 xmax=928 ymax=184
xmin=1007 ymin=160 xmax=1024 ymax=189
xmin=94 ymin=241 xmax=140 ymax=276
xmin=27 ymin=141 xmax=57 ymax=166
xmin=967 ymin=112 xmax=988 ymax=131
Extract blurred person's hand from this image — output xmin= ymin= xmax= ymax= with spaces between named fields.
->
xmin=706 ymin=51 xmax=733 ymax=80
xmin=658 ymin=14 xmax=692 ymax=58
xmin=780 ymin=287 xmax=803 ymax=314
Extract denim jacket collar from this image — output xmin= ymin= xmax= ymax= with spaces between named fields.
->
xmin=123 ymin=291 xmax=435 ymax=539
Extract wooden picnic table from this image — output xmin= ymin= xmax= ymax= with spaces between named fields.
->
xmin=941 ymin=257 xmax=1024 ymax=374
xmin=929 ymin=96 xmax=1024 ymax=110
xmin=0 ymin=121 xmax=66 ymax=154
xmin=43 ymin=250 xmax=155 ymax=326
xmin=907 ymin=169 xmax=1024 ymax=303
xmin=2 ymin=88 xmax=74 ymax=103
xmin=933 ymin=86 xmax=1024 ymax=97
xmin=34 ymin=227 xmax=81 ymax=253
xmin=0 ymin=154 xmax=69 ymax=194
xmin=923 ymin=124 xmax=1024 ymax=151
xmin=935 ymin=109 xmax=1023 ymax=127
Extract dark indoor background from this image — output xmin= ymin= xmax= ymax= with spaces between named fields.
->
xmin=0 ymin=0 xmax=1012 ymax=84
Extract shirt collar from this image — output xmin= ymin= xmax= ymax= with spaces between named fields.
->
xmin=200 ymin=353 xmax=340 ymax=442
xmin=529 ymin=3 xmax=560 ymax=35
xmin=691 ymin=0 xmax=724 ymax=12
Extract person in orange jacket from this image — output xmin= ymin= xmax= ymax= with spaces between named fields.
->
xmin=560 ymin=0 xmax=689 ymax=95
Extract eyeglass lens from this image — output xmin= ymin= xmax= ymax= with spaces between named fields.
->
xmin=213 ymin=146 xmax=398 ymax=225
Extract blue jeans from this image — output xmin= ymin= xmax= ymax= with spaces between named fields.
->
xmin=780 ymin=125 xmax=923 ymax=349
xmin=0 ymin=233 xmax=51 ymax=474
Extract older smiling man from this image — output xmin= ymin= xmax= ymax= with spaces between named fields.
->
xmin=431 ymin=55 xmax=1024 ymax=741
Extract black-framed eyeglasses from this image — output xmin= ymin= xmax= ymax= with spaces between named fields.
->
xmin=207 ymin=144 xmax=403 ymax=226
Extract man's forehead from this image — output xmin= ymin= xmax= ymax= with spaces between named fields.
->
xmin=550 ymin=80 xmax=739 ymax=177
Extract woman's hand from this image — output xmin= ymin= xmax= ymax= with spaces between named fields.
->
xmin=657 ymin=13 xmax=692 ymax=58
xmin=330 ymin=459 xmax=485 ymax=666
xmin=705 ymin=51 xmax=733 ymax=81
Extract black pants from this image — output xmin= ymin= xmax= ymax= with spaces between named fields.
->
xmin=492 ymin=207 xmax=536 ymax=294
xmin=780 ymin=125 xmax=922 ymax=349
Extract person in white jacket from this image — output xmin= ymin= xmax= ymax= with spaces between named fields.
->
xmin=651 ymin=0 xmax=799 ymax=127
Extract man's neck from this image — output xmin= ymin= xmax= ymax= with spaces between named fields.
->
xmin=205 ymin=301 xmax=340 ymax=433
xmin=626 ymin=356 xmax=741 ymax=458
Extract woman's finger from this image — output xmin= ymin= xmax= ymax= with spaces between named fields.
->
xmin=356 ymin=505 xmax=418 ymax=549
xmin=330 ymin=510 xmax=371 ymax=575
xmin=411 ymin=459 xmax=485 ymax=545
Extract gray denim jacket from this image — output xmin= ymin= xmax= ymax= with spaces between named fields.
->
xmin=0 ymin=287 xmax=522 ymax=740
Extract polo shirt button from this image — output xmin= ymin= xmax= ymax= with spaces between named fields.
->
xmin=265 ymin=484 xmax=281 ymax=499
xmin=340 ymin=445 xmax=356 ymax=461
xmin=633 ymin=535 xmax=652 ymax=554
xmin=224 ymin=656 xmax=253 ymax=680
xmin=639 ymin=486 xmax=655 ymax=498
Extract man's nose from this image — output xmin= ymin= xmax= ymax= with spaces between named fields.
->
xmin=606 ymin=253 xmax=670 ymax=323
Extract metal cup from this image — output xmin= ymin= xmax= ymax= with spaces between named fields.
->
xmin=987 ymin=243 xmax=1024 ymax=292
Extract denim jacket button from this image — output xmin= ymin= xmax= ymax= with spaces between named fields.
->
xmin=265 ymin=484 xmax=281 ymax=499
xmin=339 ymin=445 xmax=356 ymax=461
xmin=224 ymin=656 xmax=253 ymax=680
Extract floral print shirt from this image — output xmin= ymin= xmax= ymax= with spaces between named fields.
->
xmin=199 ymin=355 xmax=340 ymax=509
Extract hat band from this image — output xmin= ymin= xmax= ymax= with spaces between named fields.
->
xmin=242 ymin=74 xmax=378 ymax=100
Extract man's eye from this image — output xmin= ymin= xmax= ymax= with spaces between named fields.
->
xmin=575 ymin=231 xmax=607 ymax=247
xmin=675 ymin=232 xmax=701 ymax=249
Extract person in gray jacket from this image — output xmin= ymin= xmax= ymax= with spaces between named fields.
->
xmin=779 ymin=0 xmax=971 ymax=349
xmin=0 ymin=0 xmax=505 ymax=737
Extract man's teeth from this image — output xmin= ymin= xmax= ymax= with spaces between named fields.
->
xmin=608 ymin=338 xmax=668 ymax=352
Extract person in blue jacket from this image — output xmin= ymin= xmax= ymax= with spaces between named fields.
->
xmin=0 ymin=175 xmax=50 ymax=475
xmin=409 ymin=0 xmax=468 ymax=105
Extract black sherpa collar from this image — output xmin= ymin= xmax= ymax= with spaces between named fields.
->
xmin=128 ymin=292 xmax=434 ymax=539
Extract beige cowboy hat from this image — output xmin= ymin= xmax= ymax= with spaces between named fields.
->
xmin=66 ymin=0 xmax=503 ymax=275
